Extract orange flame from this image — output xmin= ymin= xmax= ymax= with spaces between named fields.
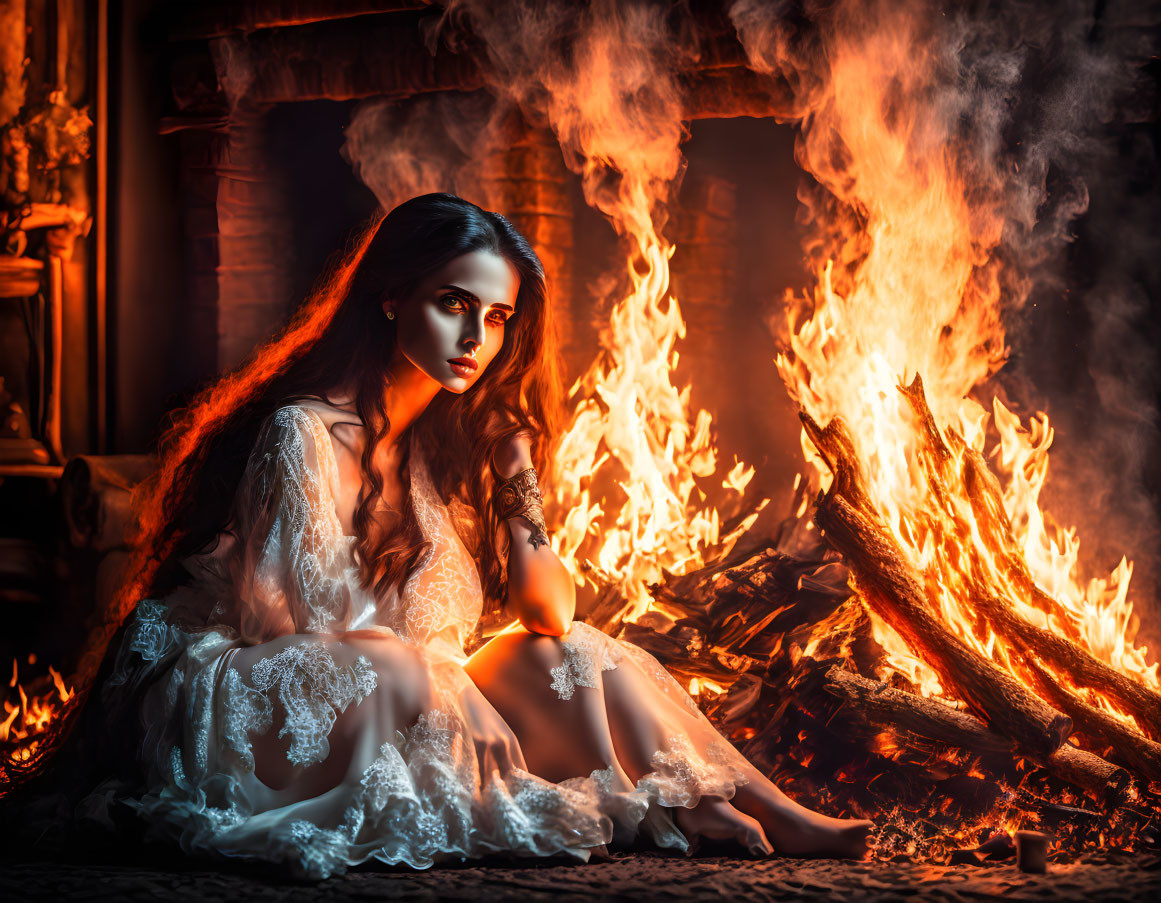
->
xmin=496 ymin=2 xmax=765 ymax=618
xmin=758 ymin=2 xmax=1156 ymax=714
xmin=0 ymin=659 xmax=74 ymax=760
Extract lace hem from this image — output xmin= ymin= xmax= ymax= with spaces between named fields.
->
xmin=637 ymin=734 xmax=751 ymax=810
xmin=130 ymin=707 xmax=624 ymax=878
xmin=130 ymin=688 xmax=753 ymax=878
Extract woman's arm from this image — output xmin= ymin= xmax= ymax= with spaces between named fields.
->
xmin=493 ymin=434 xmax=576 ymax=636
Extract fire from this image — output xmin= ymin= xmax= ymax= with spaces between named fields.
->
xmin=0 ymin=658 xmax=74 ymax=764
xmin=467 ymin=1 xmax=768 ymax=619
xmin=550 ymin=231 xmax=762 ymax=618
xmin=758 ymin=1 xmax=1157 ymax=722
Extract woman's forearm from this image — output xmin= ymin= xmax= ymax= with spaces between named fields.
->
xmin=504 ymin=515 xmax=575 ymax=636
xmin=493 ymin=435 xmax=575 ymax=636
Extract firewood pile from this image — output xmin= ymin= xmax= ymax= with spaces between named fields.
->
xmin=599 ymin=379 xmax=1161 ymax=861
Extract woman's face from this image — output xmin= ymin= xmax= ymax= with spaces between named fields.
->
xmin=386 ymin=249 xmax=520 ymax=394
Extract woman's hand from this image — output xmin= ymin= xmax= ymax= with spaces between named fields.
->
xmin=457 ymin=680 xmax=527 ymax=777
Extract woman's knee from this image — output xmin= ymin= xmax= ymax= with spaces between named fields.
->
xmin=337 ymin=633 xmax=433 ymax=715
xmin=469 ymin=628 xmax=564 ymax=686
xmin=229 ymin=631 xmax=431 ymax=733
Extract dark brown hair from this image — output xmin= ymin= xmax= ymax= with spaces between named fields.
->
xmin=140 ymin=193 xmax=562 ymax=627
xmin=3 ymin=194 xmax=566 ymax=797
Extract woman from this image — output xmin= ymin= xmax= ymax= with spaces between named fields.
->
xmin=101 ymin=194 xmax=872 ymax=878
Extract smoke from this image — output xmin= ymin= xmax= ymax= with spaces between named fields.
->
xmin=730 ymin=0 xmax=1161 ymax=640
xmin=425 ymin=1 xmax=757 ymax=613
xmin=340 ymin=91 xmax=509 ymax=213
xmin=208 ymin=36 xmax=255 ymax=111
xmin=435 ymin=0 xmax=692 ymax=239
xmin=339 ymin=1 xmax=1160 ymax=637
xmin=978 ymin=3 xmax=1161 ymax=633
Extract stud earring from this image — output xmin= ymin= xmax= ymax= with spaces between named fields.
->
xmin=386 ymin=309 xmax=395 ymax=320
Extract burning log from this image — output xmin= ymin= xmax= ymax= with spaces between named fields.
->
xmin=969 ymin=585 xmax=1161 ymax=744
xmin=622 ymin=532 xmax=1153 ymax=844
xmin=958 ymin=445 xmax=1161 ymax=742
xmin=821 ymin=665 xmax=1129 ymax=800
xmin=1023 ymin=656 xmax=1161 ymax=785
xmin=895 ymin=378 xmax=1082 ymax=639
xmin=803 ymin=414 xmax=1074 ymax=758
xmin=897 ymin=376 xmax=1161 ymax=742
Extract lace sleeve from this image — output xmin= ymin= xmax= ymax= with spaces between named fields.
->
xmin=237 ymin=406 xmax=354 ymax=638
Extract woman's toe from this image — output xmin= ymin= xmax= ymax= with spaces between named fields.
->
xmin=745 ymin=828 xmax=774 ymax=857
xmin=838 ymin=819 xmax=873 ymax=859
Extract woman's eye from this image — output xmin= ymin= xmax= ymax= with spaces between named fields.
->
xmin=487 ymin=312 xmax=508 ymax=326
xmin=440 ymin=294 xmax=467 ymax=312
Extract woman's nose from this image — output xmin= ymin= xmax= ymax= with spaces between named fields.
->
xmin=462 ymin=313 xmax=486 ymax=350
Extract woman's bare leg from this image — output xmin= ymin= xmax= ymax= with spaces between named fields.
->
xmin=465 ymin=630 xmax=632 ymax=787
xmin=468 ymin=629 xmax=772 ymax=856
xmin=598 ymin=659 xmax=772 ymax=855
xmin=599 ymin=653 xmax=870 ymax=859
xmin=728 ymin=765 xmax=872 ymax=859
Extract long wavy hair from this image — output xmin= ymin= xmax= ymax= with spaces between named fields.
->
xmin=159 ymin=192 xmax=563 ymax=611
xmin=2 ymin=194 xmax=563 ymax=796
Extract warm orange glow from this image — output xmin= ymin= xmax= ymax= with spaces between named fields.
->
xmin=2 ymin=216 xmax=389 ymax=794
xmin=768 ymin=2 xmax=1156 ymax=725
xmin=551 ymin=230 xmax=764 ymax=618
xmin=0 ymin=213 xmax=393 ymax=785
xmin=537 ymin=4 xmax=763 ymax=620
xmin=0 ymin=660 xmax=74 ymax=760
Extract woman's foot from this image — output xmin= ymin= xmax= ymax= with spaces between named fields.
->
xmin=791 ymin=815 xmax=873 ymax=860
xmin=757 ymin=807 xmax=873 ymax=859
xmin=675 ymin=796 xmax=774 ymax=858
xmin=732 ymin=781 xmax=873 ymax=859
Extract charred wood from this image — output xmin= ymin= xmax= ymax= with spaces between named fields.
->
xmin=642 ymin=545 xmax=854 ymax=663
xmin=960 ymin=448 xmax=1161 ymax=742
xmin=821 ymin=665 xmax=1129 ymax=801
xmin=802 ymin=411 xmax=1073 ymax=758
xmin=970 ymin=586 xmax=1161 ymax=744
xmin=895 ymin=378 xmax=1080 ymax=637
xmin=896 ymin=377 xmax=1161 ymax=742
xmin=814 ymin=487 xmax=1071 ymax=757
xmin=1023 ymin=656 xmax=1161 ymax=785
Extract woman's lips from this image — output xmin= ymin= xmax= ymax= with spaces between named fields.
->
xmin=448 ymin=357 xmax=478 ymax=378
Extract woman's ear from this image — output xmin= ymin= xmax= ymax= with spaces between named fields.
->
xmin=382 ymin=299 xmax=396 ymax=321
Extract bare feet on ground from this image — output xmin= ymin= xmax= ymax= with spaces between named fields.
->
xmin=732 ymin=783 xmax=873 ymax=859
xmin=760 ymin=808 xmax=873 ymax=859
xmin=675 ymin=796 xmax=774 ymax=858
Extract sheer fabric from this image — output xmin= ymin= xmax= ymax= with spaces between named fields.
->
xmin=103 ymin=405 xmax=754 ymax=878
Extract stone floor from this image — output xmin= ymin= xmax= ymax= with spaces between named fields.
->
xmin=3 ymin=850 xmax=1159 ymax=902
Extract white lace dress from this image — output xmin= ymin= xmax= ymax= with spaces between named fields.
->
xmin=105 ymin=404 xmax=754 ymax=878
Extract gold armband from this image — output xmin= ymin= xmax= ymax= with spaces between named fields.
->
xmin=495 ymin=467 xmax=549 ymax=551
